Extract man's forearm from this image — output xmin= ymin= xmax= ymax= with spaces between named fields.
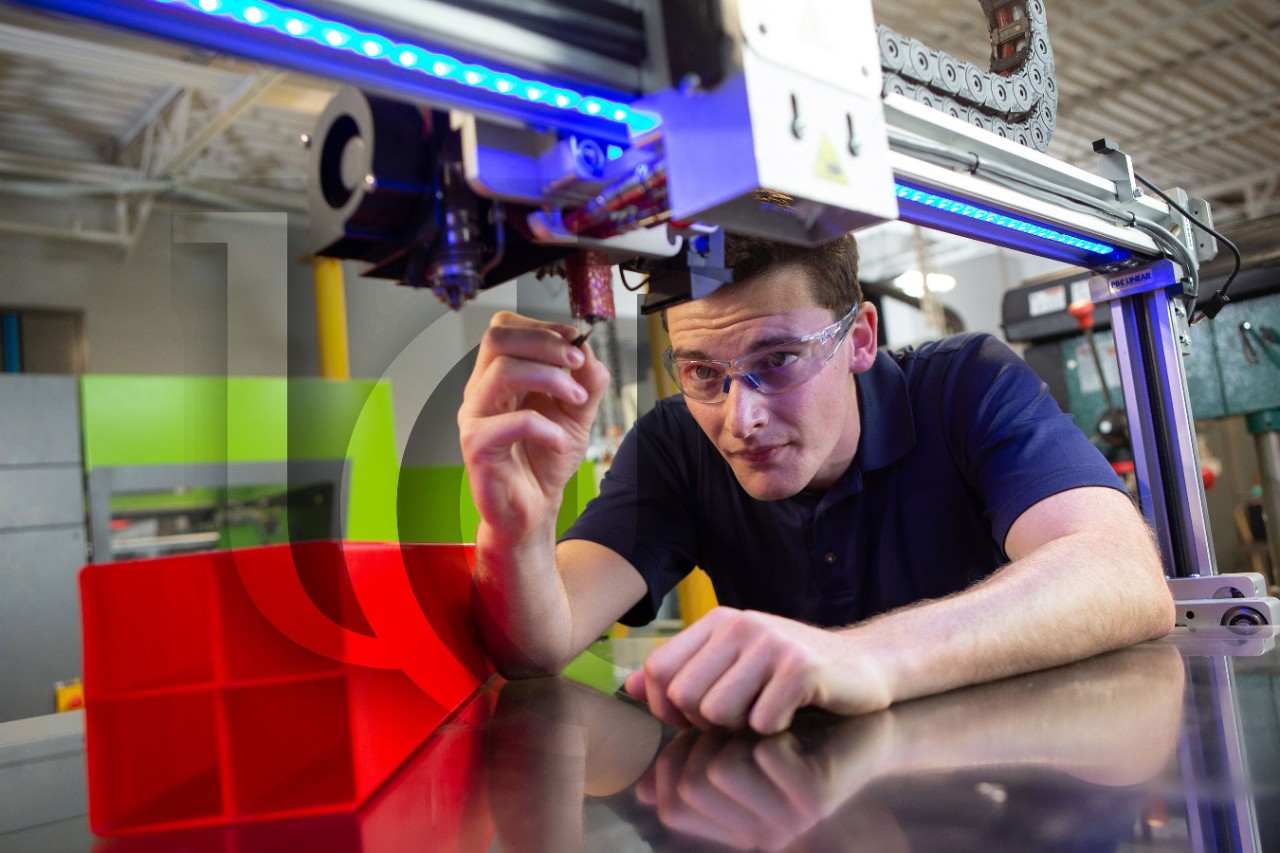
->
xmin=472 ymin=521 xmax=578 ymax=678
xmin=844 ymin=525 xmax=1174 ymax=706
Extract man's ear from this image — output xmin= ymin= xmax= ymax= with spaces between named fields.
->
xmin=848 ymin=301 xmax=879 ymax=374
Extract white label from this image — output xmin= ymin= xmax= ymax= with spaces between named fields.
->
xmin=1028 ymin=285 xmax=1067 ymax=317
xmin=1069 ymin=280 xmax=1092 ymax=307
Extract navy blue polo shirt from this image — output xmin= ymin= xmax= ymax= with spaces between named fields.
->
xmin=563 ymin=332 xmax=1125 ymax=628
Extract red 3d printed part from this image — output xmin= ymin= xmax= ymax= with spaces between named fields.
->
xmin=79 ymin=541 xmax=494 ymax=837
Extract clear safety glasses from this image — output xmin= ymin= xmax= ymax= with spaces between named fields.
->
xmin=663 ymin=304 xmax=859 ymax=405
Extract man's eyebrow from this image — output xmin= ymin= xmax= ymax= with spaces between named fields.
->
xmin=671 ymin=347 xmax=712 ymax=360
xmin=749 ymin=334 xmax=801 ymax=350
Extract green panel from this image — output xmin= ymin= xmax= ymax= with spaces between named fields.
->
xmin=398 ymin=466 xmax=471 ymax=544
xmin=556 ymin=462 xmax=599 ymax=538
xmin=562 ymin=640 xmax=618 ymax=693
xmin=82 ymin=375 xmax=235 ymax=468
xmin=1209 ymin=292 xmax=1280 ymax=417
xmin=1185 ymin=314 xmax=1228 ymax=420
xmin=1060 ymin=292 xmax=1280 ymax=426
xmin=1249 ymin=410 xmax=1280 ymax=434
xmin=306 ymin=380 xmax=398 ymax=541
xmin=398 ymin=462 xmax=597 ymax=544
xmin=80 ymin=375 xmax=399 ymax=542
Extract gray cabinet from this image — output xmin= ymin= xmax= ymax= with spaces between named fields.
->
xmin=0 ymin=375 xmax=86 ymax=722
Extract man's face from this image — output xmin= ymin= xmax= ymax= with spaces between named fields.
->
xmin=665 ymin=266 xmax=878 ymax=500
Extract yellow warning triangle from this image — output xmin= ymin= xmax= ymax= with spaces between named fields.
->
xmin=814 ymin=135 xmax=847 ymax=184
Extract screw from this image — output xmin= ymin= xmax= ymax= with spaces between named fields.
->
xmin=1179 ymin=333 xmax=1191 ymax=346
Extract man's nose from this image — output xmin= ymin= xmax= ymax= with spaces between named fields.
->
xmin=723 ymin=373 xmax=767 ymax=437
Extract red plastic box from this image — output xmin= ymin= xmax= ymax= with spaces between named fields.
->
xmin=80 ymin=541 xmax=493 ymax=836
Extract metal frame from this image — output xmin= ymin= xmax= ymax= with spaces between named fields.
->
xmin=1180 ymin=656 xmax=1262 ymax=853
xmin=1090 ymin=261 xmax=1216 ymax=578
xmin=11 ymin=0 xmax=1257 ymax=589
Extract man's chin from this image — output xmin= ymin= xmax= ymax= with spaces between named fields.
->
xmin=732 ymin=467 xmax=808 ymax=501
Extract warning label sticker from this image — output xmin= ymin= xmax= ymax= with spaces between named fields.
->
xmin=813 ymin=135 xmax=847 ymax=185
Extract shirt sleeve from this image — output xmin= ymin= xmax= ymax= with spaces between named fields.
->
xmin=560 ymin=399 xmax=700 ymax=626
xmin=941 ymin=334 xmax=1127 ymax=552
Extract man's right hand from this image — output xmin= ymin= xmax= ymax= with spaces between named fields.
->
xmin=459 ymin=311 xmax=611 ymax=547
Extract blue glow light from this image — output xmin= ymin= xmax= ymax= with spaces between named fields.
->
xmin=145 ymin=0 xmax=659 ymax=136
xmin=894 ymin=182 xmax=1128 ymax=264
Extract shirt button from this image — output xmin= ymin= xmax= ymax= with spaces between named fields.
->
xmin=823 ymin=552 xmax=837 ymax=565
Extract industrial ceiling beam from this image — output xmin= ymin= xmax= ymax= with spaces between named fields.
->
xmin=152 ymin=70 xmax=285 ymax=178
xmin=0 ymin=21 xmax=242 ymax=91
xmin=0 ymin=150 xmax=145 ymax=184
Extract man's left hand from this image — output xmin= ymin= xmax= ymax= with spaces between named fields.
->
xmin=623 ymin=607 xmax=892 ymax=734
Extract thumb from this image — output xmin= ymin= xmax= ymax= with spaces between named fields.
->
xmin=624 ymin=669 xmax=647 ymax=700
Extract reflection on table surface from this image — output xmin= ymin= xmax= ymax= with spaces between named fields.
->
xmin=5 ymin=628 xmax=1280 ymax=852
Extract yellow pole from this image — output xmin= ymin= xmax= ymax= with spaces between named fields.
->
xmin=646 ymin=314 xmax=719 ymax=628
xmin=313 ymin=257 xmax=350 ymax=380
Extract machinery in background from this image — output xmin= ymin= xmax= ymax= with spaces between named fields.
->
xmin=298 ymin=0 xmax=1092 ymax=330
xmin=302 ymin=0 xmax=1066 ymax=317
xmin=1003 ymin=263 xmax=1280 ymax=608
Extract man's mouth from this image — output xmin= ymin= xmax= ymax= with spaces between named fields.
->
xmin=733 ymin=444 xmax=785 ymax=464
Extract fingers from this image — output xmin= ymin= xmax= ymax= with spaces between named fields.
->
xmin=473 ymin=312 xmax=584 ymax=376
xmin=491 ymin=354 xmax=590 ymax=408
xmin=626 ymin=612 xmax=727 ymax=727
xmin=463 ymin=312 xmax=610 ymax=425
xmin=460 ymin=408 xmax=575 ymax=464
xmin=664 ymin=635 xmax=746 ymax=729
xmin=639 ymin=729 xmax=826 ymax=851
xmin=623 ymin=668 xmax=647 ymax=702
xmin=651 ymin=732 xmax=761 ymax=849
xmin=629 ymin=610 xmax=845 ymax=735
xmin=748 ymin=659 xmax=814 ymax=735
xmin=631 ymin=609 xmax=787 ymax=731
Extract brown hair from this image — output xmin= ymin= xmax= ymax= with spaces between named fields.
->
xmin=721 ymin=231 xmax=861 ymax=317
xmin=662 ymin=231 xmax=861 ymax=330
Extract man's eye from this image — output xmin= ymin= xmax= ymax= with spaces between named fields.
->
xmin=760 ymin=351 xmax=800 ymax=369
xmin=687 ymin=364 xmax=722 ymax=382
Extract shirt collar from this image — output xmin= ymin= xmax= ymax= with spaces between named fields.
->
xmin=803 ymin=349 xmax=916 ymax=508
xmin=853 ymin=349 xmax=916 ymax=473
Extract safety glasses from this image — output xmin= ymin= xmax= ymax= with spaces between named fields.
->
xmin=663 ymin=304 xmax=858 ymax=404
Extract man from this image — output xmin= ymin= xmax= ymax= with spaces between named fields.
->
xmin=458 ymin=231 xmax=1174 ymax=736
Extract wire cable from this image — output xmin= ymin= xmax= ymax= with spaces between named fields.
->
xmin=1134 ymin=171 xmax=1240 ymax=323
xmin=618 ymin=265 xmax=649 ymax=292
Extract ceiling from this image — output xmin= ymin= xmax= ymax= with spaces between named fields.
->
xmin=0 ymin=0 xmax=1277 ymax=261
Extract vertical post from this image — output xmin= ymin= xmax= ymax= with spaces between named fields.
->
xmin=313 ymin=257 xmax=350 ymax=380
xmin=647 ymin=312 xmax=719 ymax=626
xmin=1093 ymin=261 xmax=1216 ymax=578
xmin=1 ymin=312 xmax=21 ymax=373
xmin=1248 ymin=410 xmax=1280 ymax=585
xmin=1180 ymin=657 xmax=1261 ymax=853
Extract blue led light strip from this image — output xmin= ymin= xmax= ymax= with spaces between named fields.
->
xmin=148 ymin=0 xmax=659 ymax=135
xmin=894 ymin=182 xmax=1118 ymax=256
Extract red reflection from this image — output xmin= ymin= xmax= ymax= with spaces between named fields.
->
xmin=80 ymin=541 xmax=493 ymax=837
